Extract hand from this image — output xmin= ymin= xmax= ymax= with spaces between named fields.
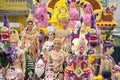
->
xmin=22 ymin=72 xmax=25 ymax=78
xmin=2 ymin=67 xmax=7 ymax=77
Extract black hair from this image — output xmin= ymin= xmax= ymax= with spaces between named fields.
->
xmin=87 ymin=49 xmax=94 ymax=55
xmin=48 ymin=33 xmax=55 ymax=38
xmin=36 ymin=0 xmax=40 ymax=3
xmin=27 ymin=21 xmax=33 ymax=24
xmin=102 ymin=70 xmax=112 ymax=80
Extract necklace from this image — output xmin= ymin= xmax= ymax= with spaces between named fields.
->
xmin=60 ymin=29 xmax=70 ymax=37
xmin=26 ymin=30 xmax=35 ymax=35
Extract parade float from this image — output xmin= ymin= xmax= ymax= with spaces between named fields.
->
xmin=46 ymin=0 xmax=118 ymax=79
xmin=0 ymin=0 xmax=119 ymax=80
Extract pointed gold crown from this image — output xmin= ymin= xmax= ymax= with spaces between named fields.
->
xmin=57 ymin=6 xmax=70 ymax=23
xmin=26 ymin=10 xmax=34 ymax=23
xmin=10 ymin=29 xmax=19 ymax=42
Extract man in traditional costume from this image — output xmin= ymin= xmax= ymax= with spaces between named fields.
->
xmin=99 ymin=41 xmax=115 ymax=75
xmin=56 ymin=6 xmax=72 ymax=53
xmin=21 ymin=11 xmax=40 ymax=60
xmin=43 ymin=35 xmax=68 ymax=80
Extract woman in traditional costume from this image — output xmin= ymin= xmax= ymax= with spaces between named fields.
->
xmin=42 ymin=25 xmax=56 ymax=52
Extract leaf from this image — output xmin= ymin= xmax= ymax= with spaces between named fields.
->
xmin=3 ymin=42 xmax=11 ymax=49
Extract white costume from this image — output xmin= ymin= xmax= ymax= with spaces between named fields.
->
xmin=42 ymin=41 xmax=53 ymax=52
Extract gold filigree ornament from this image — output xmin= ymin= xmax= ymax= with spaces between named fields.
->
xmin=26 ymin=10 xmax=34 ymax=23
xmin=57 ymin=6 xmax=70 ymax=23
xmin=10 ymin=29 xmax=19 ymax=43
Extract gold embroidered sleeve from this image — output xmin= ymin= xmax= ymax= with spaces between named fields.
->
xmin=35 ymin=33 xmax=40 ymax=53
xmin=20 ymin=31 xmax=26 ymax=49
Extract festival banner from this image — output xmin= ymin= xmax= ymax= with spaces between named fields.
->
xmin=0 ymin=0 xmax=30 ymax=10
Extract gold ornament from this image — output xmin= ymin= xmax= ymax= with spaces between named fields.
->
xmin=57 ymin=6 xmax=70 ymax=23
xmin=10 ymin=29 xmax=19 ymax=43
xmin=26 ymin=10 xmax=34 ymax=23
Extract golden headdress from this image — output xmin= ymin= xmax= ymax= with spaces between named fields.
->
xmin=26 ymin=10 xmax=34 ymax=23
xmin=57 ymin=6 xmax=70 ymax=23
xmin=53 ymin=30 xmax=61 ymax=44
xmin=53 ymin=38 xmax=61 ymax=44
xmin=10 ymin=29 xmax=19 ymax=42
xmin=47 ymin=25 xmax=56 ymax=33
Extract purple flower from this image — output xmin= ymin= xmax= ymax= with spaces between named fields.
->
xmin=76 ymin=1 xmax=80 ymax=4
xmin=80 ymin=2 xmax=84 ymax=6
xmin=67 ymin=0 xmax=70 ymax=4
xmin=72 ymin=0 xmax=76 ymax=2
xmin=94 ymin=13 xmax=99 ymax=19
xmin=11 ymin=46 xmax=17 ymax=51
xmin=91 ymin=15 xmax=95 ymax=29
xmin=4 ymin=45 xmax=18 ymax=65
xmin=80 ymin=17 xmax=83 ymax=24
xmin=84 ymin=4 xmax=87 ymax=8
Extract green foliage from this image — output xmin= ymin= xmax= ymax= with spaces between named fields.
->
xmin=0 ymin=52 xmax=10 ymax=69
xmin=0 ymin=42 xmax=11 ymax=69
xmin=3 ymin=42 xmax=11 ymax=49
xmin=113 ymin=37 xmax=120 ymax=46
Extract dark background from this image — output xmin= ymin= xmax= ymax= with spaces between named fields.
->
xmin=111 ymin=46 xmax=120 ymax=64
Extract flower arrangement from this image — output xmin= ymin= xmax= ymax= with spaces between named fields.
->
xmin=0 ymin=42 xmax=18 ymax=69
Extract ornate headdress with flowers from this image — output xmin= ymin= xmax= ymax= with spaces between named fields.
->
xmin=47 ymin=25 xmax=56 ymax=34
xmin=10 ymin=29 xmax=19 ymax=43
xmin=57 ymin=6 xmax=70 ymax=23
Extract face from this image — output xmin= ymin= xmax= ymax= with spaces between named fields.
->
xmin=27 ymin=21 xmax=33 ymax=30
xmin=54 ymin=42 xmax=61 ymax=50
xmin=10 ymin=41 xmax=17 ymax=46
xmin=48 ymin=33 xmax=55 ymax=41
xmin=62 ymin=22 xmax=68 ymax=28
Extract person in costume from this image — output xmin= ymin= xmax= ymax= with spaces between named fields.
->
xmin=43 ymin=35 xmax=68 ymax=80
xmin=99 ymin=41 xmax=115 ymax=75
xmin=21 ymin=11 xmax=40 ymax=60
xmin=55 ymin=5 xmax=72 ymax=51
xmin=42 ymin=25 xmax=56 ymax=52
xmin=10 ymin=29 xmax=26 ymax=80
xmin=35 ymin=25 xmax=50 ymax=79
xmin=56 ymin=17 xmax=72 ymax=54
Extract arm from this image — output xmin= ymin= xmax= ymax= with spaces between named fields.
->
xmin=43 ymin=48 xmax=49 ymax=59
xmin=35 ymin=32 xmax=40 ymax=53
xmin=20 ymin=30 xmax=26 ymax=49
